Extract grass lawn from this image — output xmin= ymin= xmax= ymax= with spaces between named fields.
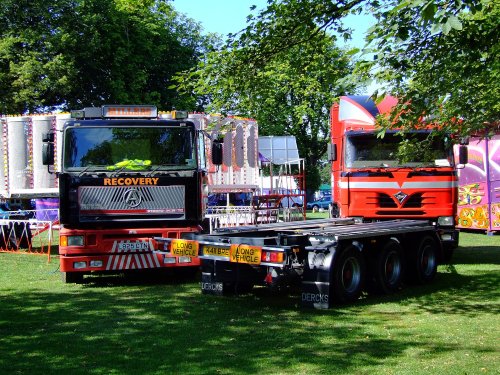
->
xmin=0 ymin=231 xmax=498 ymax=374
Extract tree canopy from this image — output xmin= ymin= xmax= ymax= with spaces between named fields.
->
xmin=174 ymin=31 xmax=357 ymax=191
xmin=183 ymin=0 xmax=498 ymax=138
xmin=362 ymin=0 xmax=499 ymax=137
xmin=0 ymin=0 xmax=215 ymax=114
xmin=1 ymin=0 xmax=496 ymax=170
xmin=173 ymin=0 xmax=498 ymax=191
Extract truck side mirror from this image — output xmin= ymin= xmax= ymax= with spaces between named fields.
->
xmin=458 ymin=145 xmax=468 ymax=165
xmin=211 ymin=139 xmax=223 ymax=165
xmin=328 ymin=143 xmax=337 ymax=162
xmin=42 ymin=133 xmax=55 ymax=168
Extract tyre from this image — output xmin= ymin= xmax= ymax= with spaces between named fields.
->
xmin=312 ymin=205 xmax=319 ymax=212
xmin=226 ymin=281 xmax=254 ymax=294
xmin=329 ymin=204 xmax=340 ymax=218
xmin=408 ymin=235 xmax=438 ymax=284
xmin=371 ymin=239 xmax=404 ymax=294
xmin=62 ymin=272 xmax=84 ymax=284
xmin=175 ymin=266 xmax=200 ymax=280
xmin=332 ymin=245 xmax=366 ymax=303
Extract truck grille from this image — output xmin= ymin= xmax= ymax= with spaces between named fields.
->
xmin=79 ymin=185 xmax=185 ymax=219
xmin=378 ymin=193 xmax=423 ymax=208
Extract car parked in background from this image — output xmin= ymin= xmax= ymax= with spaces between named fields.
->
xmin=306 ymin=196 xmax=332 ymax=211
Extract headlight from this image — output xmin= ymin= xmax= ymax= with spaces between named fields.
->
xmin=438 ymin=216 xmax=454 ymax=226
xmin=67 ymin=236 xmax=84 ymax=246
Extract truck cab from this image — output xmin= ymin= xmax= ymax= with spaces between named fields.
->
xmin=43 ymin=105 xmax=209 ymax=282
xmin=330 ymin=96 xmax=461 ymax=254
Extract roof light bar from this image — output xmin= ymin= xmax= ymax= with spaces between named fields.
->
xmin=102 ymin=105 xmax=157 ymax=118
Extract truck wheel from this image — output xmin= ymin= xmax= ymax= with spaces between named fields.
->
xmin=332 ymin=246 xmax=365 ymax=303
xmin=372 ymin=239 xmax=404 ymax=294
xmin=62 ymin=272 xmax=84 ymax=284
xmin=409 ymin=236 xmax=438 ymax=284
xmin=329 ymin=204 xmax=339 ymax=218
xmin=226 ymin=281 xmax=254 ymax=294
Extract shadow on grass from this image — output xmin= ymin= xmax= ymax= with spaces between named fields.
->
xmin=1 ymin=245 xmax=498 ymax=374
xmin=1 ymin=267 xmax=498 ymax=374
xmin=79 ymin=268 xmax=200 ymax=288
xmin=452 ymin=245 xmax=500 ymax=265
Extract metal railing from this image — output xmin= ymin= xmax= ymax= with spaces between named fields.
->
xmin=206 ymin=205 xmax=304 ymax=232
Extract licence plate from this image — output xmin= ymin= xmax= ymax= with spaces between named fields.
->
xmin=170 ymin=239 xmax=199 ymax=257
xmin=203 ymin=245 xmax=230 ymax=257
xmin=117 ymin=241 xmax=150 ymax=251
xmin=229 ymin=244 xmax=261 ymax=265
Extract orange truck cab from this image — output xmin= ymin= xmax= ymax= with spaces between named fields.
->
xmin=329 ymin=96 xmax=460 ymax=257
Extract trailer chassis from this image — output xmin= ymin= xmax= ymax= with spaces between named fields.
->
xmin=156 ymin=219 xmax=444 ymax=309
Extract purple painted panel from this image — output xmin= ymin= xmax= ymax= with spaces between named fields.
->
xmin=457 ymin=138 xmax=487 ymax=186
xmin=488 ymin=134 xmax=500 ymax=195
xmin=456 ymin=133 xmax=500 ymax=232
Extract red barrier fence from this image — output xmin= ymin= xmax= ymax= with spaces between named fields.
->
xmin=0 ymin=216 xmax=57 ymax=262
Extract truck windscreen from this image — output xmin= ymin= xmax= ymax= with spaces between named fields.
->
xmin=63 ymin=126 xmax=196 ymax=171
xmin=345 ymin=132 xmax=453 ymax=168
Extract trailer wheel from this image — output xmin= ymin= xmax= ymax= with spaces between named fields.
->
xmin=227 ymin=281 xmax=254 ymax=294
xmin=409 ymin=235 xmax=438 ymax=284
xmin=62 ymin=272 xmax=84 ymax=284
xmin=332 ymin=246 xmax=365 ymax=303
xmin=372 ymin=239 xmax=404 ymax=294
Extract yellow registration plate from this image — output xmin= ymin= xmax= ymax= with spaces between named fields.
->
xmin=170 ymin=239 xmax=199 ymax=257
xmin=203 ymin=245 xmax=230 ymax=257
xmin=229 ymin=244 xmax=261 ymax=265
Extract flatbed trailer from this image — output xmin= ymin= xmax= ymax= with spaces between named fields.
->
xmin=156 ymin=218 xmax=447 ymax=309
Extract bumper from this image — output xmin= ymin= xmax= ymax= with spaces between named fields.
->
xmin=437 ymin=227 xmax=459 ymax=249
xmin=60 ymin=251 xmax=200 ymax=273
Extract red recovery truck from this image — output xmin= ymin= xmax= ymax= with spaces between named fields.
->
xmin=43 ymin=105 xmax=210 ymax=283
xmin=329 ymin=95 xmax=463 ymax=258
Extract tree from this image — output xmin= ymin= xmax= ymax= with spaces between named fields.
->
xmin=182 ymin=0 xmax=498 ymax=137
xmin=362 ymin=0 xmax=499 ymax=137
xmin=0 ymin=0 xmax=215 ymax=113
xmin=175 ymin=33 xmax=357 ymax=192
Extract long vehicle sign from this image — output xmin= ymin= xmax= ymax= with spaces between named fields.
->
xmin=170 ymin=239 xmax=198 ymax=257
xmin=201 ymin=244 xmax=262 ymax=265
xmin=229 ymin=244 xmax=261 ymax=265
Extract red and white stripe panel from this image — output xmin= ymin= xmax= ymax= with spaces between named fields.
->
xmin=106 ymin=253 xmax=162 ymax=271
xmin=106 ymin=240 xmax=161 ymax=270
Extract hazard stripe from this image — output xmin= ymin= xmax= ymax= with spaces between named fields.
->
xmin=104 ymin=254 xmax=139 ymax=270
xmin=125 ymin=255 xmax=132 ymax=269
xmin=134 ymin=255 xmax=141 ymax=269
xmin=140 ymin=254 xmax=148 ymax=268
xmin=152 ymin=253 xmax=161 ymax=267
xmin=113 ymin=255 xmax=120 ymax=269
xmin=105 ymin=251 xmax=164 ymax=271
xmin=106 ymin=256 xmax=112 ymax=270
xmin=118 ymin=255 xmax=126 ymax=269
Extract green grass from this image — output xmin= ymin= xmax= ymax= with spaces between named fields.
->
xmin=305 ymin=210 xmax=329 ymax=220
xmin=0 ymin=232 xmax=498 ymax=374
